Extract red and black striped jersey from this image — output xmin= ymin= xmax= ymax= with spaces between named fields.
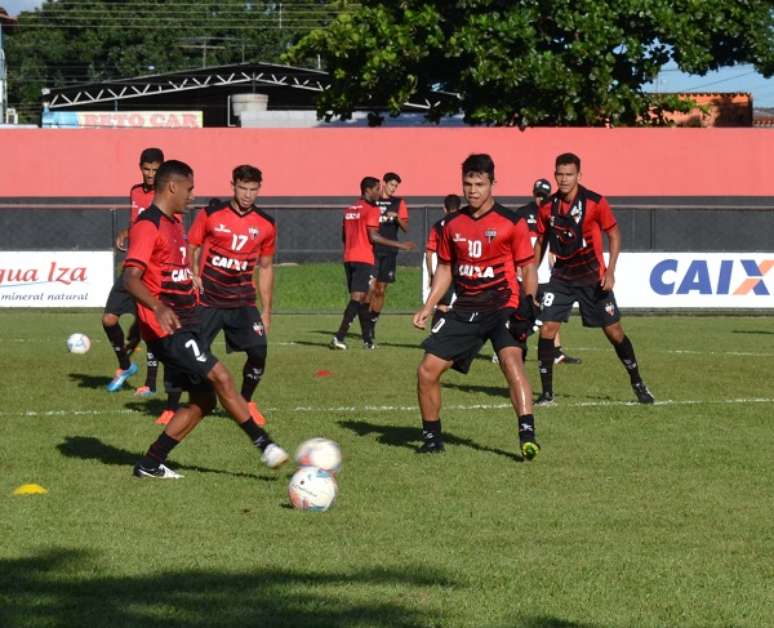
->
xmin=188 ymin=200 xmax=276 ymax=308
xmin=129 ymin=184 xmax=155 ymax=225
xmin=436 ymin=203 xmax=534 ymax=313
xmin=124 ymin=205 xmax=198 ymax=341
xmin=425 ymin=215 xmax=447 ymax=253
xmin=536 ymin=186 xmax=617 ymax=286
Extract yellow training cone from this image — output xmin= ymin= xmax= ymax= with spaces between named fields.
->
xmin=13 ymin=483 xmax=48 ymax=496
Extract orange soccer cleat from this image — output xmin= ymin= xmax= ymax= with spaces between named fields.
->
xmin=247 ymin=402 xmax=267 ymax=427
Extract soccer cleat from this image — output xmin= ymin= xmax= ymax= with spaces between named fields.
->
xmin=416 ymin=437 xmax=445 ymax=454
xmin=133 ymin=462 xmax=183 ymax=479
xmin=106 ymin=362 xmax=139 ymax=392
xmin=633 ymin=381 xmax=655 ymax=404
xmin=535 ymin=392 xmax=554 ymax=405
xmin=363 ymin=340 xmax=376 ymax=350
xmin=247 ymin=402 xmax=267 ymax=427
xmin=329 ymin=336 xmax=347 ymax=351
xmin=261 ymin=443 xmax=289 ymax=469
xmin=154 ymin=409 xmax=175 ymax=425
xmin=134 ymin=385 xmax=155 ymax=398
xmin=520 ymin=440 xmax=541 ymax=461
xmin=554 ymin=352 xmax=582 ymax=365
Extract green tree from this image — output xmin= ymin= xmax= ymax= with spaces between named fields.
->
xmin=287 ymin=0 xmax=774 ymax=126
xmin=4 ymin=0 xmax=341 ymax=122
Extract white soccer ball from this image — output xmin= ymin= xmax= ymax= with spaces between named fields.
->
xmin=288 ymin=466 xmax=337 ymax=512
xmin=66 ymin=333 xmax=91 ymax=354
xmin=294 ymin=437 xmax=342 ymax=474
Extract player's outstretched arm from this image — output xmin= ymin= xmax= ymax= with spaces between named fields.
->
xmin=602 ymin=225 xmax=621 ymax=291
xmin=413 ymin=263 xmax=452 ymax=329
xmin=123 ymin=267 xmax=181 ymax=334
xmin=368 ymin=228 xmax=416 ymax=252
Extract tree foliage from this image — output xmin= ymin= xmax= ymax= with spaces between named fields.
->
xmin=287 ymin=0 xmax=774 ymax=126
xmin=3 ymin=1 xmax=339 ymax=122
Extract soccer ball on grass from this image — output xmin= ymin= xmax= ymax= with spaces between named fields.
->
xmin=66 ymin=333 xmax=91 ymax=354
xmin=288 ymin=466 xmax=337 ymax=512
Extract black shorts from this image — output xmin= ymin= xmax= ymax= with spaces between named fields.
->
xmin=422 ymin=307 xmax=525 ymax=374
xmin=344 ymin=262 xmax=375 ymax=294
xmin=540 ymin=278 xmax=621 ymax=328
xmin=199 ymin=305 xmax=268 ymax=353
xmin=147 ymin=330 xmax=218 ymax=393
xmin=103 ymin=277 xmax=136 ymax=317
xmin=375 ymin=254 xmax=397 ymax=284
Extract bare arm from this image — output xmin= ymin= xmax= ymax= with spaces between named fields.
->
xmin=115 ymin=228 xmax=129 ymax=252
xmin=413 ymin=263 xmax=453 ymax=329
xmin=602 ymin=225 xmax=621 ymax=291
xmin=256 ymin=255 xmax=274 ymax=333
xmin=188 ymin=244 xmax=202 ymax=292
xmin=425 ymin=251 xmax=435 ymax=280
xmin=368 ymin=227 xmax=416 ymax=251
xmin=520 ymin=262 xmax=538 ymax=301
xmin=397 ymin=216 xmax=409 ymax=233
xmin=123 ymin=266 xmax=180 ymax=334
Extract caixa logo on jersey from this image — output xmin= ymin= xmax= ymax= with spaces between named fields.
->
xmin=650 ymin=257 xmax=773 ymax=296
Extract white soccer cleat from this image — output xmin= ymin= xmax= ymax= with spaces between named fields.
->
xmin=133 ymin=462 xmax=183 ymax=479
xmin=261 ymin=443 xmax=289 ymax=469
xmin=329 ymin=336 xmax=347 ymax=350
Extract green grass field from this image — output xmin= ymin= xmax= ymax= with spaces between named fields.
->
xmin=1 ymin=264 xmax=772 ymax=627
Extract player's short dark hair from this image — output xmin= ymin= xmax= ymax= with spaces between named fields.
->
xmin=360 ymin=176 xmax=381 ymax=195
xmin=154 ymin=160 xmax=193 ymax=191
xmin=444 ymin=194 xmax=461 ymax=212
xmin=139 ymin=147 xmax=164 ymax=165
xmin=555 ymin=152 xmax=581 ymax=171
xmin=232 ymin=164 xmax=262 ymax=184
xmin=383 ymin=172 xmax=401 ymax=184
xmin=461 ymin=153 xmax=495 ymax=182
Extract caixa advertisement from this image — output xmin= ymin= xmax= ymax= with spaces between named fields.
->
xmin=0 ymin=251 xmax=115 ymax=307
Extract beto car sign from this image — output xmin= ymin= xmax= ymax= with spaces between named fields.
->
xmin=614 ymin=253 xmax=774 ymax=308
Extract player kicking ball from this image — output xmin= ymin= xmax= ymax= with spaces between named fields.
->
xmin=413 ymin=154 xmax=541 ymax=460
xmin=123 ymin=160 xmax=288 ymax=478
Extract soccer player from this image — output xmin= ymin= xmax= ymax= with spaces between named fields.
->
xmin=533 ymin=152 xmax=654 ymax=405
xmin=424 ymin=193 xmax=461 ymax=327
xmin=330 ymin=176 xmax=415 ymax=350
xmin=123 ymin=160 xmax=288 ymax=479
xmin=102 ymin=147 xmax=164 ymax=394
xmin=413 ymin=154 xmax=541 ymax=460
xmin=516 ymin=178 xmax=581 ymax=366
xmin=368 ymin=172 xmax=410 ymax=340
xmin=187 ymin=164 xmax=275 ymax=427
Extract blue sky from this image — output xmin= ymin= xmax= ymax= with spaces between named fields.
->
xmin=2 ymin=0 xmax=773 ymax=107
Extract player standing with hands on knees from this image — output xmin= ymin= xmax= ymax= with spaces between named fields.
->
xmin=413 ymin=154 xmax=541 ymax=460
xmin=533 ymin=152 xmax=654 ymax=405
xmin=123 ymin=160 xmax=288 ymax=479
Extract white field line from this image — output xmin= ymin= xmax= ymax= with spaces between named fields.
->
xmin=1 ymin=397 xmax=772 ymax=420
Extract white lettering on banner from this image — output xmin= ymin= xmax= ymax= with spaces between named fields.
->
xmin=77 ymin=111 xmax=203 ymax=128
xmin=0 ymin=251 xmax=114 ymax=308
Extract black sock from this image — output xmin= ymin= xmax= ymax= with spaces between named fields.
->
xmin=141 ymin=432 xmax=179 ymax=467
xmin=166 ymin=391 xmax=182 ymax=412
xmin=238 ymin=418 xmax=272 ymax=450
xmin=336 ymin=299 xmax=361 ymax=340
xmin=518 ymin=414 xmax=536 ymax=442
xmin=103 ymin=323 xmax=130 ymax=370
xmin=554 ymin=345 xmax=563 ymax=359
xmin=241 ymin=361 xmax=262 ymax=401
xmin=145 ymin=351 xmax=158 ymax=391
xmin=358 ymin=302 xmax=373 ymax=343
xmin=537 ymin=338 xmax=555 ymax=395
xmin=421 ymin=419 xmax=442 ymax=440
xmin=126 ymin=319 xmax=141 ymax=351
xmin=614 ymin=335 xmax=642 ymax=384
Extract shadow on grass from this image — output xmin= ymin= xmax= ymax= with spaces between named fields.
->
xmin=338 ymin=420 xmax=524 ymax=463
xmin=68 ymin=372 xmax=113 ymax=389
xmin=732 ymin=329 xmax=774 ymax=335
xmin=441 ymin=382 xmax=510 ymax=397
xmin=123 ymin=399 xmax=169 ymax=416
xmin=0 ymin=548 xmax=453 ymax=628
xmin=517 ymin=618 xmax=600 ymax=628
xmin=56 ymin=436 xmax=274 ymax=481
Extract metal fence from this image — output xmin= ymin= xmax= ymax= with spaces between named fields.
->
xmin=1 ymin=200 xmax=773 ymax=264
